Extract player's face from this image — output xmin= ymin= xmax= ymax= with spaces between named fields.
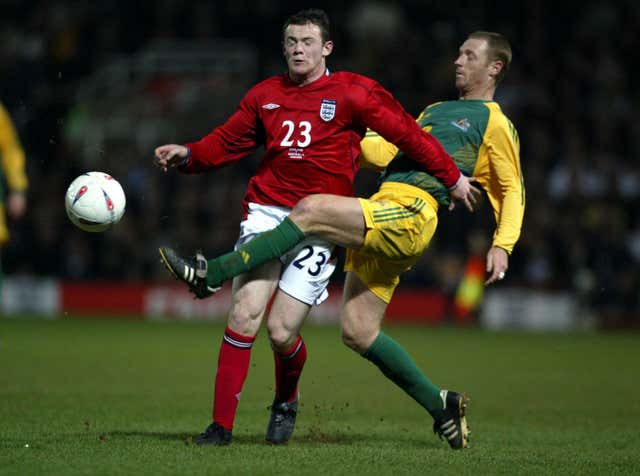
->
xmin=454 ymin=38 xmax=494 ymax=96
xmin=283 ymin=23 xmax=333 ymax=86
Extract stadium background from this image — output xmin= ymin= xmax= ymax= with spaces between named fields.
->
xmin=1 ymin=0 xmax=638 ymax=328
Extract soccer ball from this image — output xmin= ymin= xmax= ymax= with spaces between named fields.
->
xmin=65 ymin=172 xmax=126 ymax=232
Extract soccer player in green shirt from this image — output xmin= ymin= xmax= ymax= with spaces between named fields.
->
xmin=0 ymin=102 xmax=28 ymax=294
xmin=161 ymin=31 xmax=524 ymax=449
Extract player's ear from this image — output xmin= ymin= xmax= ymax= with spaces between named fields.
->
xmin=322 ymin=40 xmax=334 ymax=57
xmin=489 ymin=60 xmax=503 ymax=80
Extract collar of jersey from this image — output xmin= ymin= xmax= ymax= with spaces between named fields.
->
xmin=283 ymin=68 xmax=332 ymax=89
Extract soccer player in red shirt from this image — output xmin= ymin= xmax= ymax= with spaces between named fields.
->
xmin=154 ymin=9 xmax=477 ymax=446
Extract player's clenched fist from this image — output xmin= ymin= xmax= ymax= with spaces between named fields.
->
xmin=154 ymin=144 xmax=188 ymax=172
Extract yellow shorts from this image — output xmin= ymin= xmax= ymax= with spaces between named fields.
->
xmin=344 ymin=182 xmax=438 ymax=303
xmin=0 ymin=203 xmax=8 ymax=245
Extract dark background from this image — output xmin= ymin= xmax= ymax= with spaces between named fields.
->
xmin=1 ymin=1 xmax=638 ymax=325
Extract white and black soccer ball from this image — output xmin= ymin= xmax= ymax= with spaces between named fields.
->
xmin=65 ymin=172 xmax=126 ymax=232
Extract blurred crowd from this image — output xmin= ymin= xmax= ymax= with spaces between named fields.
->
xmin=1 ymin=1 xmax=638 ymax=325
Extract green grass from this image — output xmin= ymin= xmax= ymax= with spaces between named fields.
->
xmin=1 ymin=317 xmax=639 ymax=475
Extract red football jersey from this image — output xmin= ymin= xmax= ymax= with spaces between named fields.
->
xmin=182 ymin=71 xmax=460 ymax=212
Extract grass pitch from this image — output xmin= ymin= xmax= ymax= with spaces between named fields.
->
xmin=1 ymin=317 xmax=639 ymax=475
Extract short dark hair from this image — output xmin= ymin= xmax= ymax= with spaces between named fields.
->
xmin=469 ymin=31 xmax=512 ymax=84
xmin=283 ymin=9 xmax=331 ymax=43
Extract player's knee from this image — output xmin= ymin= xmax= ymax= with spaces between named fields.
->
xmin=341 ymin=327 xmax=358 ymax=352
xmin=228 ymin=303 xmax=263 ymax=335
xmin=290 ymin=195 xmax=322 ymax=230
xmin=341 ymin=308 xmax=380 ymax=354
xmin=341 ymin=320 xmax=368 ymax=354
xmin=267 ymin=323 xmax=296 ymax=352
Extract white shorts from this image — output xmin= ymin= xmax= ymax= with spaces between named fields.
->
xmin=235 ymin=203 xmax=336 ymax=306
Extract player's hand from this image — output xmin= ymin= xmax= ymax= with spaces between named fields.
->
xmin=448 ymin=175 xmax=481 ymax=212
xmin=485 ymin=246 xmax=509 ymax=285
xmin=154 ymin=144 xmax=189 ymax=172
xmin=7 ymin=191 xmax=26 ymax=219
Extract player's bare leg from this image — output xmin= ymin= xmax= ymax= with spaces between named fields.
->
xmin=187 ymin=195 xmax=366 ymax=291
xmin=264 ymin=291 xmax=310 ymax=444
xmin=197 ymin=263 xmax=280 ymax=446
xmin=340 ymin=272 xmax=470 ymax=449
xmin=340 ymin=271 xmax=388 ymax=353
xmin=226 ymin=264 xmax=281 ymax=335
xmin=289 ymin=194 xmax=366 ymax=249
xmin=267 ymin=291 xmax=310 ymax=353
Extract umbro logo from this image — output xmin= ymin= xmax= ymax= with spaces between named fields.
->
xmin=262 ymin=103 xmax=280 ymax=110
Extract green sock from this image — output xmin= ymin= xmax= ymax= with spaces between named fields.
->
xmin=362 ymin=331 xmax=445 ymax=420
xmin=207 ymin=217 xmax=305 ymax=287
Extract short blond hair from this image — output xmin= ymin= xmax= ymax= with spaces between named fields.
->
xmin=469 ymin=31 xmax=512 ymax=84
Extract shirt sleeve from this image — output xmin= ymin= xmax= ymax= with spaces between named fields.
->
xmin=359 ymin=129 xmax=398 ymax=171
xmin=180 ymin=91 xmax=260 ymax=173
xmin=355 ymin=81 xmax=460 ymax=188
xmin=0 ymin=103 xmax=28 ymax=191
xmin=482 ymin=115 xmax=525 ymax=253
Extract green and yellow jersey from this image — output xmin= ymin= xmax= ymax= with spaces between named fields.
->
xmin=360 ymin=99 xmax=524 ymax=254
xmin=0 ymin=102 xmax=27 ymax=244
xmin=0 ymin=102 xmax=27 ymax=200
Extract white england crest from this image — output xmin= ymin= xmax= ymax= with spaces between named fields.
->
xmin=320 ymin=99 xmax=336 ymax=121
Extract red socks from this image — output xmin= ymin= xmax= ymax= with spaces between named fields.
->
xmin=274 ymin=335 xmax=307 ymax=403
xmin=212 ymin=327 xmax=255 ymax=430
xmin=211 ymin=329 xmax=307 ymax=429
